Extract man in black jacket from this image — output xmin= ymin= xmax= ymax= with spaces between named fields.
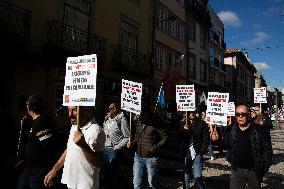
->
xmin=127 ymin=106 xmax=167 ymax=189
xmin=180 ymin=111 xmax=209 ymax=189
xmin=17 ymin=94 xmax=56 ymax=189
xmin=226 ymin=104 xmax=272 ymax=189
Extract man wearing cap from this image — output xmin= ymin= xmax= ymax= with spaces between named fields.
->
xmin=180 ymin=111 xmax=209 ymax=189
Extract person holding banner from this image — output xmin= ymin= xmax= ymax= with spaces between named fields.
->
xmin=180 ymin=111 xmax=209 ymax=189
xmin=253 ymin=105 xmax=273 ymax=131
xmin=226 ymin=104 xmax=272 ymax=189
xmin=127 ymin=105 xmax=167 ymax=189
xmin=103 ymin=102 xmax=130 ymax=189
xmin=44 ymin=106 xmax=106 ymax=189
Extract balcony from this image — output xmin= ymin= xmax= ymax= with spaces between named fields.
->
xmin=111 ymin=45 xmax=151 ymax=74
xmin=0 ymin=1 xmax=31 ymax=43
xmin=46 ymin=20 xmax=106 ymax=63
xmin=187 ymin=0 xmax=210 ymax=25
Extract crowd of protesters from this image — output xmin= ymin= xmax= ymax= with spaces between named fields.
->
xmin=2 ymin=94 xmax=275 ymax=189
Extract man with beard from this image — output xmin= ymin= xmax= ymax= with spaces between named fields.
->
xmin=44 ymin=106 xmax=106 ymax=189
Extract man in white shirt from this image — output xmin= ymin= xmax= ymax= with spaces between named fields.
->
xmin=44 ymin=106 xmax=106 ymax=189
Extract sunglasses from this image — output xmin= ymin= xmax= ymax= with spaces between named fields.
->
xmin=235 ymin=112 xmax=249 ymax=117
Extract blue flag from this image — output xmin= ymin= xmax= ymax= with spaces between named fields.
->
xmin=157 ymin=84 xmax=166 ymax=109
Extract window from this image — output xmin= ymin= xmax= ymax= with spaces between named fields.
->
xmin=64 ymin=1 xmax=90 ymax=45
xmin=121 ymin=20 xmax=138 ymax=52
xmin=64 ymin=0 xmax=89 ymax=31
xmin=156 ymin=46 xmax=166 ymax=71
xmin=200 ymin=59 xmax=207 ymax=83
xmin=188 ymin=53 xmax=196 ymax=79
xmin=188 ymin=19 xmax=196 ymax=42
xmin=210 ymin=48 xmax=214 ymax=65
xmin=218 ymin=53 xmax=223 ymax=67
xmin=158 ymin=6 xmax=168 ymax=32
xmin=200 ymin=27 xmax=206 ymax=50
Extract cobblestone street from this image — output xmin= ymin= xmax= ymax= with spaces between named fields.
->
xmin=101 ymin=123 xmax=284 ymax=189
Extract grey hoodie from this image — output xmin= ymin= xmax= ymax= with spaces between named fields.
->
xmin=103 ymin=112 xmax=130 ymax=149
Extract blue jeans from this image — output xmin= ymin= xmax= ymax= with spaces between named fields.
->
xmin=208 ymin=142 xmax=215 ymax=158
xmin=184 ymin=154 xmax=206 ymax=189
xmin=104 ymin=147 xmax=124 ymax=189
xmin=17 ymin=167 xmax=46 ymax=189
xmin=133 ymin=153 xmax=158 ymax=189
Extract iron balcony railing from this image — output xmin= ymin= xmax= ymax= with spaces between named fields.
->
xmin=187 ymin=0 xmax=210 ymax=24
xmin=111 ymin=44 xmax=151 ymax=74
xmin=0 ymin=1 xmax=31 ymax=41
xmin=46 ymin=20 xmax=106 ymax=63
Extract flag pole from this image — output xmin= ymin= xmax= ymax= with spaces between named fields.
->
xmin=154 ymin=82 xmax=164 ymax=112
xmin=77 ymin=106 xmax=80 ymax=131
xmin=129 ymin=112 xmax=132 ymax=143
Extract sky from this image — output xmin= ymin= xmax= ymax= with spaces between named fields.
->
xmin=209 ymin=0 xmax=284 ymax=90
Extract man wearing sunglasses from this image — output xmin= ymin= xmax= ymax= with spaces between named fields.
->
xmin=226 ymin=104 xmax=272 ymax=189
xmin=102 ymin=102 xmax=130 ymax=189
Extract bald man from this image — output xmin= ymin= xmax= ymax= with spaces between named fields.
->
xmin=226 ymin=104 xmax=272 ymax=189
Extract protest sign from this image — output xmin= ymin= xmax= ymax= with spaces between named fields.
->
xmin=254 ymin=87 xmax=267 ymax=103
xmin=63 ymin=54 xmax=97 ymax=106
xmin=121 ymin=79 xmax=142 ymax=115
xmin=206 ymin=92 xmax=229 ymax=126
xmin=176 ymin=85 xmax=195 ymax=111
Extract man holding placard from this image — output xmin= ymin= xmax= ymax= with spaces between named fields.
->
xmin=45 ymin=54 xmax=105 ymax=189
xmin=44 ymin=106 xmax=106 ymax=189
xmin=127 ymin=106 xmax=167 ymax=189
xmin=180 ymin=111 xmax=209 ymax=189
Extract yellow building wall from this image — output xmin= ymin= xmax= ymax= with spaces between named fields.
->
xmin=92 ymin=0 xmax=153 ymax=65
xmin=13 ymin=0 xmax=64 ymax=48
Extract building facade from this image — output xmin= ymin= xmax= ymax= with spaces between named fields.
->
xmin=1 ymin=0 xmax=153 ymax=124
xmin=208 ymin=5 xmax=227 ymax=93
xmin=224 ymin=49 xmax=257 ymax=105
xmin=154 ymin=0 xmax=186 ymax=102
xmin=1 ymin=0 xmax=105 ymax=122
xmin=92 ymin=0 xmax=153 ymax=119
xmin=185 ymin=0 xmax=211 ymax=98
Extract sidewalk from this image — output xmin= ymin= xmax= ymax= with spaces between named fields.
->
xmin=100 ymin=123 xmax=284 ymax=189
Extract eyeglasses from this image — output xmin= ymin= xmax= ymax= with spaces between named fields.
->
xmin=235 ymin=112 xmax=249 ymax=117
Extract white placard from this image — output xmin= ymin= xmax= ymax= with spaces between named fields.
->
xmin=121 ymin=79 xmax=142 ymax=115
xmin=206 ymin=92 xmax=229 ymax=126
xmin=254 ymin=87 xmax=267 ymax=103
xmin=228 ymin=102 xmax=235 ymax=116
xmin=63 ymin=54 xmax=97 ymax=106
xmin=176 ymin=85 xmax=195 ymax=111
